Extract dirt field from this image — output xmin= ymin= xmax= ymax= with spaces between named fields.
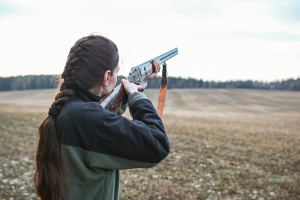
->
xmin=0 ymin=89 xmax=299 ymax=199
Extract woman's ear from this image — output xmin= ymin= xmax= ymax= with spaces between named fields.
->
xmin=103 ymin=70 xmax=111 ymax=86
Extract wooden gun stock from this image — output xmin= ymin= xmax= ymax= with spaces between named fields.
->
xmin=99 ymin=71 xmax=140 ymax=113
xmin=98 ymin=84 xmax=126 ymax=113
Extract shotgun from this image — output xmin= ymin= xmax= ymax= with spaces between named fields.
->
xmin=99 ymin=48 xmax=178 ymax=113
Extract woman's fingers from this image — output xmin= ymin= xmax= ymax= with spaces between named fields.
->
xmin=137 ymin=85 xmax=143 ymax=90
xmin=121 ymin=79 xmax=142 ymax=96
xmin=121 ymin=79 xmax=129 ymax=86
xmin=145 ymin=73 xmax=157 ymax=81
xmin=152 ymin=60 xmax=160 ymax=73
xmin=143 ymin=60 xmax=160 ymax=82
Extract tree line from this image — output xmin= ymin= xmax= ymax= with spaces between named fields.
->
xmin=0 ymin=75 xmax=299 ymax=91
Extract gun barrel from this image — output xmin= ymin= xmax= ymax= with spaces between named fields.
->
xmin=128 ymin=48 xmax=178 ymax=79
xmin=153 ymin=48 xmax=178 ymax=65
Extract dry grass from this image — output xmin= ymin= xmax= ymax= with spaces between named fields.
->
xmin=0 ymin=113 xmax=41 ymax=199
xmin=0 ymin=89 xmax=299 ymax=199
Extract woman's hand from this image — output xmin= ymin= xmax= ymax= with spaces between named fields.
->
xmin=143 ymin=60 xmax=161 ymax=82
xmin=121 ymin=79 xmax=143 ymax=96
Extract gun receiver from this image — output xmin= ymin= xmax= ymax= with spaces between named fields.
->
xmin=99 ymin=48 xmax=178 ymax=113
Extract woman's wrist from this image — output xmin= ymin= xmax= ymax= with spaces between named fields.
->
xmin=128 ymin=92 xmax=147 ymax=108
xmin=128 ymin=91 xmax=138 ymax=101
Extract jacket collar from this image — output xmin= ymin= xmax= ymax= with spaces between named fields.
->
xmin=75 ymin=88 xmax=102 ymax=102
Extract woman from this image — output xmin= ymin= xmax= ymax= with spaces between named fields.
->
xmin=34 ymin=35 xmax=170 ymax=200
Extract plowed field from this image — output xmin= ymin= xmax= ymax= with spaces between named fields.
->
xmin=0 ymin=89 xmax=299 ymax=199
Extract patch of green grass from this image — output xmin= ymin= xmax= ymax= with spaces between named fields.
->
xmin=269 ymin=178 xmax=294 ymax=183
xmin=223 ymin=169 xmax=240 ymax=175
xmin=200 ymin=186 xmax=208 ymax=197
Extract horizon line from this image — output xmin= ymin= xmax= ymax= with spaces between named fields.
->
xmin=0 ymin=73 xmax=299 ymax=83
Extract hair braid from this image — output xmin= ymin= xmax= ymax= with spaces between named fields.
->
xmin=34 ymin=52 xmax=77 ymax=200
xmin=34 ymin=34 xmax=119 ymax=200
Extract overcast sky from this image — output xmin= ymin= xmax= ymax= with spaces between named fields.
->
xmin=0 ymin=0 xmax=299 ymax=81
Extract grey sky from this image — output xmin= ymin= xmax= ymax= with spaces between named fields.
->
xmin=0 ymin=0 xmax=299 ymax=81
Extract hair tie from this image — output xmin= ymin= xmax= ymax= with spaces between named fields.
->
xmin=48 ymin=108 xmax=59 ymax=118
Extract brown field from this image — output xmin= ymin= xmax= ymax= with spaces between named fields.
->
xmin=0 ymin=89 xmax=300 ymax=199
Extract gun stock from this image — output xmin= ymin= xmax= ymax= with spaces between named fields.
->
xmin=99 ymin=70 xmax=139 ymax=114
xmin=98 ymin=84 xmax=126 ymax=113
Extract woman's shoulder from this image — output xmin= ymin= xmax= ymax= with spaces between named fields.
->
xmin=65 ymin=98 xmax=102 ymax=110
xmin=59 ymin=98 xmax=107 ymax=126
xmin=56 ymin=98 xmax=108 ymax=149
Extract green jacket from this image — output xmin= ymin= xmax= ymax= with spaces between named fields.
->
xmin=55 ymin=88 xmax=170 ymax=200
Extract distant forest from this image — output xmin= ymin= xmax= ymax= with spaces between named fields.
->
xmin=0 ymin=75 xmax=299 ymax=91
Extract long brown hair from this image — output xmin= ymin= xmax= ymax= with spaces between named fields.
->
xmin=34 ymin=35 xmax=119 ymax=200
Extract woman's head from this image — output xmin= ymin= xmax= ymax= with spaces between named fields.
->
xmin=34 ymin=34 xmax=119 ymax=200
xmin=62 ymin=35 xmax=119 ymax=92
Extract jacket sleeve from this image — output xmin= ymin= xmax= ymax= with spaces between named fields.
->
xmin=87 ymin=92 xmax=170 ymax=170
xmin=117 ymin=103 xmax=128 ymax=116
